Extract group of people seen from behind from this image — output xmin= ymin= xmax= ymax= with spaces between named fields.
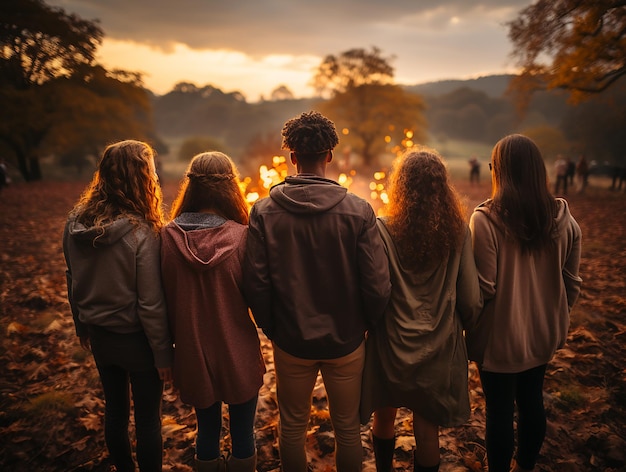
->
xmin=63 ymin=111 xmax=582 ymax=472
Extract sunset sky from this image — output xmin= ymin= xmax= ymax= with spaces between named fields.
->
xmin=46 ymin=0 xmax=533 ymax=101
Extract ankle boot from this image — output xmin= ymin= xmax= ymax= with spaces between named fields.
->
xmin=226 ymin=452 xmax=257 ymax=472
xmin=196 ymin=456 xmax=225 ymax=472
xmin=372 ymin=434 xmax=395 ymax=472
xmin=413 ymin=450 xmax=439 ymax=472
xmin=414 ymin=465 xmax=439 ymax=472
xmin=510 ymin=459 xmax=533 ymax=472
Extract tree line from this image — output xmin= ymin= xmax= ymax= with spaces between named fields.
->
xmin=1 ymin=0 xmax=625 ymax=181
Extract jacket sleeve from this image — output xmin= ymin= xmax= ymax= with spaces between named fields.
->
xmin=243 ymin=205 xmax=275 ymax=339
xmin=357 ymin=212 xmax=391 ymax=328
xmin=159 ymin=227 xmax=177 ymax=342
xmin=469 ymin=210 xmax=498 ymax=303
xmin=455 ymin=228 xmax=483 ymax=331
xmin=135 ymin=227 xmax=173 ymax=369
xmin=563 ymin=214 xmax=583 ymax=309
xmin=62 ymin=221 xmax=88 ymax=338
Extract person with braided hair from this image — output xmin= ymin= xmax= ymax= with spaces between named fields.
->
xmin=244 ymin=111 xmax=391 ymax=472
xmin=160 ymin=152 xmax=265 ymax=472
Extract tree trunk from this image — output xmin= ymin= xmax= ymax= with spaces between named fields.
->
xmin=16 ymin=152 xmax=32 ymax=181
xmin=15 ymin=152 xmax=42 ymax=181
xmin=28 ymin=157 xmax=42 ymax=181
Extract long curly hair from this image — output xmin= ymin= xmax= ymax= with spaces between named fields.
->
xmin=169 ymin=151 xmax=249 ymax=225
xmin=281 ymin=111 xmax=339 ymax=160
xmin=488 ymin=134 xmax=557 ymax=252
xmin=72 ymin=140 xmax=164 ymax=233
xmin=385 ymin=148 xmax=466 ymax=270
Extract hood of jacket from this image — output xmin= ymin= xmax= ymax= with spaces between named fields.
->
xmin=269 ymin=174 xmax=347 ymax=214
xmin=66 ymin=215 xmax=135 ymax=247
xmin=162 ymin=217 xmax=245 ymax=272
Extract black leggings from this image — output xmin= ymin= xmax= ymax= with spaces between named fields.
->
xmin=479 ymin=365 xmax=547 ymax=472
xmin=89 ymin=326 xmax=164 ymax=472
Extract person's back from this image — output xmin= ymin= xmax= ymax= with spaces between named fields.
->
xmin=468 ymin=134 xmax=582 ymax=472
xmin=247 ymin=176 xmax=388 ymax=358
xmin=360 ymin=150 xmax=482 ymax=472
xmin=161 ymin=151 xmax=264 ymax=471
xmin=244 ymin=111 xmax=390 ymax=472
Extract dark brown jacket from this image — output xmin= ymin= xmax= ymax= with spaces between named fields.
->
xmin=244 ymin=175 xmax=391 ymax=360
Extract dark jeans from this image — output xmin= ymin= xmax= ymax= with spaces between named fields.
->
xmin=89 ymin=326 xmax=164 ymax=472
xmin=479 ymin=365 xmax=547 ymax=472
xmin=195 ymin=396 xmax=258 ymax=460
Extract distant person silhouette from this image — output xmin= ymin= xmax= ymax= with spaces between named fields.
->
xmin=575 ymin=155 xmax=589 ymax=193
xmin=469 ymin=156 xmax=480 ymax=184
xmin=553 ymin=155 xmax=568 ymax=195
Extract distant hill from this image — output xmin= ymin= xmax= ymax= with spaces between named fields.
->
xmin=150 ymin=74 xmax=563 ymax=160
xmin=404 ymin=74 xmax=515 ymax=98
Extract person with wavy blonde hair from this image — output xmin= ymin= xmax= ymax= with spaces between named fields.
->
xmin=63 ymin=140 xmax=173 ymax=472
xmin=161 ymin=151 xmax=265 ymax=472
xmin=360 ymin=148 xmax=482 ymax=472
xmin=72 ymin=140 xmax=164 ymax=234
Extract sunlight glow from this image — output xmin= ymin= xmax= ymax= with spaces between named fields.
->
xmin=96 ymin=39 xmax=319 ymax=101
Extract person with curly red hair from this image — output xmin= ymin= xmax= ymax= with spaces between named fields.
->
xmin=360 ymin=148 xmax=482 ymax=472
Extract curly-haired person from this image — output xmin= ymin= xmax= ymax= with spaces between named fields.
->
xmin=244 ymin=111 xmax=391 ymax=472
xmin=63 ymin=140 xmax=173 ymax=472
xmin=360 ymin=149 xmax=482 ymax=472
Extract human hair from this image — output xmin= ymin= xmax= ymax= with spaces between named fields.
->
xmin=169 ymin=151 xmax=249 ymax=225
xmin=385 ymin=148 xmax=466 ymax=270
xmin=72 ymin=140 xmax=164 ymax=234
xmin=488 ymin=134 xmax=557 ymax=252
xmin=281 ymin=111 xmax=339 ymax=162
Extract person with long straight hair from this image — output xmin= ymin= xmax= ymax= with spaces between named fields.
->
xmin=360 ymin=148 xmax=482 ymax=472
xmin=63 ymin=140 xmax=173 ymax=472
xmin=467 ymin=134 xmax=582 ymax=472
xmin=160 ymin=152 xmax=265 ymax=472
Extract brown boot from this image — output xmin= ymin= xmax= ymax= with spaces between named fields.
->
xmin=196 ymin=456 xmax=225 ymax=472
xmin=226 ymin=453 xmax=257 ymax=472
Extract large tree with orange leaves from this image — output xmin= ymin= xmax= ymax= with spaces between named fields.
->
xmin=507 ymin=0 xmax=626 ymax=104
xmin=312 ymin=47 xmax=426 ymax=170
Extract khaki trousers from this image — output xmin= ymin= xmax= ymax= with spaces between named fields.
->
xmin=273 ymin=342 xmax=365 ymax=472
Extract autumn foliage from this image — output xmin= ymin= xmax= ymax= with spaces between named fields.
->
xmin=0 ymin=179 xmax=625 ymax=471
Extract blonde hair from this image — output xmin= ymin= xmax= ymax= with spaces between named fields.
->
xmin=169 ymin=151 xmax=249 ymax=224
xmin=72 ymin=140 xmax=164 ymax=233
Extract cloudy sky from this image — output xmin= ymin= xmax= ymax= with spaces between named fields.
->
xmin=47 ymin=0 xmax=533 ymax=101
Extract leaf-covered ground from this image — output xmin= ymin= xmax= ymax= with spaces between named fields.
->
xmin=0 ymin=178 xmax=624 ymax=471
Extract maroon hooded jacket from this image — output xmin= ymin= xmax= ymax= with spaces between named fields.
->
xmin=161 ymin=213 xmax=265 ymax=408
